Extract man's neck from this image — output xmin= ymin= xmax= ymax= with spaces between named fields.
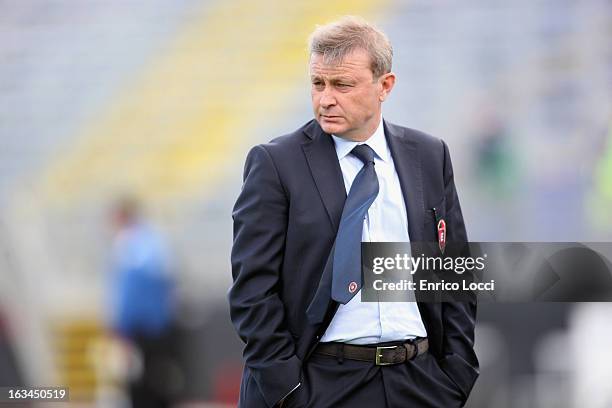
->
xmin=337 ymin=115 xmax=382 ymax=142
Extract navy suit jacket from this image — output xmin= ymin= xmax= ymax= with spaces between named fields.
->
xmin=229 ymin=119 xmax=478 ymax=407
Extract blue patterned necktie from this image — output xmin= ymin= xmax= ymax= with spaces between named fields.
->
xmin=306 ymin=144 xmax=379 ymax=323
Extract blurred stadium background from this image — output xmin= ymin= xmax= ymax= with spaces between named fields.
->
xmin=1 ymin=0 xmax=611 ymax=407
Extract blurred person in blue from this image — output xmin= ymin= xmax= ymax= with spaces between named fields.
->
xmin=229 ymin=16 xmax=477 ymax=408
xmin=108 ymin=196 xmax=175 ymax=408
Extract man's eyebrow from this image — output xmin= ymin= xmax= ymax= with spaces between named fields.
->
xmin=309 ymin=75 xmax=355 ymax=82
xmin=330 ymin=76 xmax=355 ymax=83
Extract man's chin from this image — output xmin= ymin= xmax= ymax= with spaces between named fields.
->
xmin=317 ymin=120 xmax=346 ymax=136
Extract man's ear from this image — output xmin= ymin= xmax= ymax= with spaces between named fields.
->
xmin=379 ymin=72 xmax=396 ymax=102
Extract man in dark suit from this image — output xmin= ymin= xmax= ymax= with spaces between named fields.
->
xmin=229 ymin=16 xmax=478 ymax=408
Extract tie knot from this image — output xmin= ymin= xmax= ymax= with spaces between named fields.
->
xmin=351 ymin=144 xmax=375 ymax=165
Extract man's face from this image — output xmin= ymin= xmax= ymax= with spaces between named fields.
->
xmin=309 ymin=48 xmax=394 ymax=141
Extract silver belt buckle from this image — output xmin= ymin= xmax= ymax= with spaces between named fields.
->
xmin=375 ymin=345 xmax=398 ymax=366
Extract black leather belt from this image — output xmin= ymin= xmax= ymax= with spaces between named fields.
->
xmin=313 ymin=338 xmax=429 ymax=366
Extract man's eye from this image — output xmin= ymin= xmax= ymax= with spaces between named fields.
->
xmin=337 ymin=83 xmax=352 ymax=88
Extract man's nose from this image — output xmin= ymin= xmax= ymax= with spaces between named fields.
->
xmin=319 ymin=88 xmax=336 ymax=108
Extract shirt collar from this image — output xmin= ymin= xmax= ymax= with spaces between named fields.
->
xmin=331 ymin=117 xmax=390 ymax=163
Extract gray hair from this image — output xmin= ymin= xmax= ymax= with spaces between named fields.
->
xmin=308 ymin=16 xmax=393 ymax=79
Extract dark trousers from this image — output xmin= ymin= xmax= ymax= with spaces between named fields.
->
xmin=128 ymin=333 xmax=174 ymax=408
xmin=282 ymin=350 xmax=465 ymax=408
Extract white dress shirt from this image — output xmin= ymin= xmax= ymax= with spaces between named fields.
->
xmin=320 ymin=117 xmax=428 ymax=344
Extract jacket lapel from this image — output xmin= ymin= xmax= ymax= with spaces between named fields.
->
xmin=384 ymin=121 xmax=441 ymax=331
xmin=301 ymin=121 xmax=346 ymax=232
xmin=384 ymin=120 xmax=425 ymax=242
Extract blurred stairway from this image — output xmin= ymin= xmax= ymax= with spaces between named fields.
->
xmin=37 ymin=0 xmax=388 ymax=207
xmin=51 ymin=319 xmax=103 ymax=402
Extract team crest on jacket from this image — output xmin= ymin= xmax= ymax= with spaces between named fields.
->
xmin=437 ymin=219 xmax=446 ymax=254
